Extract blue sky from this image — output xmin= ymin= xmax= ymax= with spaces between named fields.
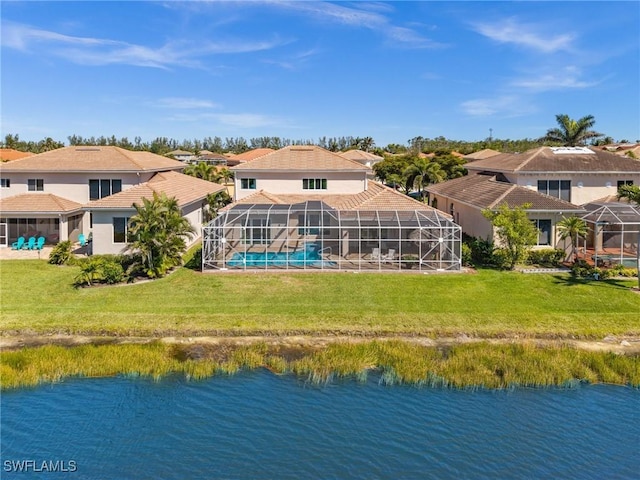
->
xmin=2 ymin=1 xmax=639 ymax=147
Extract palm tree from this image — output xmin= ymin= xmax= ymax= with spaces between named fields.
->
xmin=184 ymin=162 xmax=219 ymax=182
xmin=543 ymin=114 xmax=603 ymax=146
xmin=404 ymin=159 xmax=445 ymax=202
xmin=556 ymin=216 xmax=588 ymax=262
xmin=617 ymin=184 xmax=640 ymax=205
xmin=217 ymin=167 xmax=234 ymax=194
xmin=127 ymin=192 xmax=195 ymax=278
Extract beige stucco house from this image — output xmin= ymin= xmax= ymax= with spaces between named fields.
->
xmin=427 ymin=146 xmax=640 ymax=251
xmin=0 ymin=146 xmax=221 ymax=253
xmin=203 ymin=146 xmax=461 ymax=271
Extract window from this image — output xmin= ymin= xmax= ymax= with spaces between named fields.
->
xmin=90 ymin=179 xmax=122 ymax=200
xmin=27 ymin=179 xmax=44 ymax=191
xmin=537 ymin=180 xmax=570 ymax=202
xmin=533 ymin=219 xmax=552 ymax=246
xmin=113 ymin=217 xmax=130 ymax=243
xmin=302 ymin=178 xmax=327 ymax=190
xmin=0 ymin=178 xmax=9 ymax=188
xmin=243 ymin=219 xmax=270 ymax=244
xmin=241 ymin=178 xmax=256 ymax=190
xmin=617 ymin=180 xmax=634 ymax=188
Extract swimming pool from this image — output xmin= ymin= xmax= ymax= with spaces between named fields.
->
xmin=226 ymin=243 xmax=336 ymax=268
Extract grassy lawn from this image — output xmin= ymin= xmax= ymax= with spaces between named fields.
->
xmin=1 ymin=260 xmax=639 ymax=338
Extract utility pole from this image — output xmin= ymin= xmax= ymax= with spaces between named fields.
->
xmin=489 ymin=128 xmax=493 ymax=143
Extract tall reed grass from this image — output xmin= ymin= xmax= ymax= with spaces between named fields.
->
xmin=1 ymin=341 xmax=638 ymax=390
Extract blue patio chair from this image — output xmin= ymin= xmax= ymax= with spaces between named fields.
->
xmin=11 ymin=237 xmax=25 ymax=250
xmin=35 ymin=236 xmax=46 ymax=250
xmin=24 ymin=236 xmax=36 ymax=250
xmin=78 ymin=233 xmax=87 ymax=247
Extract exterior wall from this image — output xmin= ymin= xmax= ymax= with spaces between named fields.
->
xmin=0 ymin=172 xmax=152 ymax=202
xmin=180 ymin=202 xmax=204 ymax=248
xmin=234 ymin=171 xmax=367 ymax=201
xmin=512 ymin=173 xmax=640 ymax=205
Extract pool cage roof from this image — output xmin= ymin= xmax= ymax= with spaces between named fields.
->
xmin=581 ymin=201 xmax=640 ymax=225
xmin=202 ymin=201 xmax=462 ymax=272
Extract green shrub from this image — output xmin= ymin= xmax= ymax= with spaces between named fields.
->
xmin=462 ymin=234 xmax=495 ymax=267
xmin=48 ymin=241 xmax=73 ymax=265
xmin=491 ymin=248 xmax=512 ymax=270
xmin=461 ymin=244 xmax=472 ymax=267
xmin=73 ymin=255 xmax=129 ymax=287
xmin=101 ymin=260 xmax=125 ymax=284
xmin=526 ymin=248 xmax=565 ymax=267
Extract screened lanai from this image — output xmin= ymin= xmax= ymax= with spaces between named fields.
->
xmin=580 ymin=201 xmax=640 ymax=268
xmin=202 ymin=201 xmax=461 ymax=272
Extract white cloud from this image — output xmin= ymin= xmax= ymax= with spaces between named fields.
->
xmin=461 ymin=95 xmax=535 ymax=117
xmin=1 ymin=21 xmax=288 ymax=69
xmin=511 ymin=66 xmax=598 ymax=91
xmin=154 ymin=98 xmax=219 ymax=109
xmin=472 ymin=18 xmax=575 ymax=53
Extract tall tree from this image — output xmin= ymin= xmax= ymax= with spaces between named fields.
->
xmin=543 ymin=114 xmax=603 ymax=146
xmin=617 ymin=184 xmax=640 ymax=205
xmin=184 ymin=162 xmax=219 ymax=182
xmin=127 ymin=193 xmax=195 ymax=278
xmin=557 ymin=216 xmax=588 ymax=262
xmin=404 ymin=158 xmax=445 ymax=202
xmin=482 ymin=203 xmax=538 ymax=270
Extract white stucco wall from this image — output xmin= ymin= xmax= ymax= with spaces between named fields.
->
xmin=0 ymin=172 xmax=154 ymax=202
xmin=234 ymin=171 xmax=367 ymax=201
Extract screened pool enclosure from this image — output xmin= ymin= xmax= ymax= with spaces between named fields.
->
xmin=202 ymin=202 xmax=462 ymax=272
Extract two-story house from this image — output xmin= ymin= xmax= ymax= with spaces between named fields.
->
xmin=0 ymin=146 xmax=224 ymax=253
xmin=202 ymin=146 xmax=461 ymax=272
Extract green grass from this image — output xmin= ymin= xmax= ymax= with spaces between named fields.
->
xmin=2 ymin=341 xmax=638 ymax=390
xmin=1 ymin=260 xmax=639 ymax=338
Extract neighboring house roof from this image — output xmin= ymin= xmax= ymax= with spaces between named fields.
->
xmin=0 ymin=149 xmax=34 ymax=162
xmin=85 ymin=171 xmax=225 ymax=209
xmin=463 ymin=149 xmax=502 ymax=161
xmin=230 ymin=182 xmax=449 ymax=213
xmin=228 ymin=148 xmax=275 ymax=162
xmin=465 ymin=146 xmax=640 ymax=174
xmin=168 ymin=150 xmax=194 ymax=156
xmin=426 ymin=173 xmax=584 ymax=212
xmin=232 ymin=145 xmax=370 ymax=172
xmin=0 ymin=146 xmax=185 ymax=173
xmin=338 ymin=150 xmax=383 ymax=163
xmin=0 ymin=193 xmax=83 ymax=214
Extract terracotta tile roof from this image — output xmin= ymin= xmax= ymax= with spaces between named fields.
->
xmin=229 ymin=182 xmax=447 ymax=214
xmin=86 ymin=171 xmax=225 ymax=209
xmin=232 ymin=145 xmax=370 ymax=172
xmin=338 ymin=150 xmax=383 ymax=163
xmin=426 ymin=173 xmax=583 ymax=211
xmin=0 ymin=146 xmax=185 ymax=173
xmin=0 ymin=149 xmax=34 ymax=162
xmin=466 ymin=146 xmax=640 ymax=173
xmin=227 ymin=148 xmax=275 ymax=162
xmin=463 ymin=149 xmax=502 ymax=161
xmin=168 ymin=149 xmax=194 ymax=156
xmin=0 ymin=193 xmax=83 ymax=214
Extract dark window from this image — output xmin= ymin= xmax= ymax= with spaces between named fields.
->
xmin=90 ymin=179 xmax=122 ymax=200
xmin=113 ymin=217 xmax=129 ymax=243
xmin=533 ymin=219 xmax=552 ymax=246
xmin=538 ymin=180 xmax=571 ymax=202
xmin=302 ymin=178 xmax=327 ymax=190
xmin=618 ymin=180 xmax=634 ymax=188
xmin=243 ymin=219 xmax=270 ymax=244
xmin=241 ymin=178 xmax=256 ymax=189
xmin=27 ymin=179 xmax=44 ymax=191
xmin=0 ymin=178 xmax=10 ymax=188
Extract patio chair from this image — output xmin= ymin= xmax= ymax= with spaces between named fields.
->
xmin=35 ymin=236 xmax=46 ymax=250
xmin=11 ymin=237 xmax=25 ymax=250
xmin=78 ymin=233 xmax=87 ymax=247
xmin=24 ymin=236 xmax=36 ymax=250
xmin=371 ymin=248 xmax=381 ymax=261
xmin=383 ymin=249 xmax=398 ymax=263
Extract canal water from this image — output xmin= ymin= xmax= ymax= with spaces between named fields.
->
xmin=2 ymin=370 xmax=638 ymax=479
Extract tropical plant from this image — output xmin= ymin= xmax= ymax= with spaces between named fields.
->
xmin=617 ymin=184 xmax=640 ymax=205
xmin=404 ymin=158 xmax=445 ymax=202
xmin=48 ymin=241 xmax=73 ymax=265
xmin=556 ymin=216 xmax=588 ymax=262
xmin=482 ymin=203 xmax=538 ymax=270
xmin=205 ymin=191 xmax=232 ymax=221
xmin=543 ymin=114 xmax=603 ymax=146
xmin=184 ymin=162 xmax=219 ymax=182
xmin=127 ymin=192 xmax=196 ymax=278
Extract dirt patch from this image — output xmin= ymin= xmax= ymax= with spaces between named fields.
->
xmin=1 ymin=334 xmax=639 ymax=355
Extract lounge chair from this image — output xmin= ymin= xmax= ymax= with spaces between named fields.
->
xmin=24 ymin=236 xmax=36 ymax=250
xmin=78 ymin=233 xmax=87 ymax=247
xmin=35 ymin=236 xmax=46 ymax=250
xmin=11 ymin=237 xmax=25 ymax=250
xmin=371 ymin=247 xmax=381 ymax=261
xmin=383 ymin=249 xmax=398 ymax=263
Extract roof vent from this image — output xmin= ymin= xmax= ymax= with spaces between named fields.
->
xmin=550 ymin=146 xmax=595 ymax=154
